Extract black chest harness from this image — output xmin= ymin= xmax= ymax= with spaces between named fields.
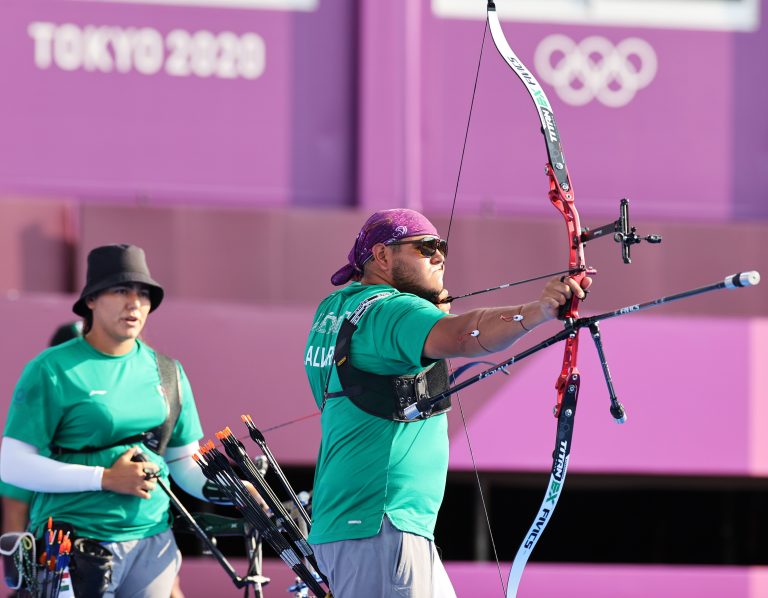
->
xmin=322 ymin=293 xmax=452 ymax=423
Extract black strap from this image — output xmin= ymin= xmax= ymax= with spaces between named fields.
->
xmin=50 ymin=433 xmax=147 ymax=456
xmin=320 ymin=291 xmax=452 ymax=421
xmin=148 ymin=353 xmax=182 ymax=455
xmin=321 ymin=292 xmax=393 ymax=409
xmin=327 ymin=317 xmax=451 ymax=422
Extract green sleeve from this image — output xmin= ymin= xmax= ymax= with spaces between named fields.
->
xmin=352 ymin=293 xmax=448 ymax=375
xmin=3 ymin=358 xmax=63 ymax=451
xmin=167 ymin=362 xmax=204 ymax=447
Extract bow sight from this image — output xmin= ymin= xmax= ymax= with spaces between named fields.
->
xmin=442 ymin=198 xmax=660 ymax=305
xmin=580 ymin=198 xmax=662 ymax=264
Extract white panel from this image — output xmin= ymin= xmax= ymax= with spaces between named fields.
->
xmin=433 ymin=0 xmax=760 ymax=32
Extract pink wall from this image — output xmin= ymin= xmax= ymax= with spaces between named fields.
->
xmin=1 ymin=201 xmax=765 ymax=317
xmin=1 ymin=294 xmax=764 ymax=476
xmin=174 ymin=558 xmax=768 ymax=598
xmin=449 ymin=316 xmax=761 ymax=476
xmin=0 ymin=197 xmax=75 ymax=294
xmin=1 ymin=1 xmax=766 ymax=220
xmin=76 ymin=204 xmax=768 ymax=317
xmin=358 ymin=1 xmax=768 ymax=221
xmin=0 ymin=0 xmax=356 ymax=206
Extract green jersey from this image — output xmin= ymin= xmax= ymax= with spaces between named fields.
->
xmin=3 ymin=337 xmax=203 ymax=541
xmin=305 ymin=283 xmax=450 ymax=544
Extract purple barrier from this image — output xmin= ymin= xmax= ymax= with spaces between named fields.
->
xmin=75 ymin=203 xmax=768 ymax=316
xmin=733 ymin=0 xmax=768 ymax=219
xmin=2 ymin=0 xmax=766 ymax=220
xmin=0 ymin=295 xmax=764 ymax=476
xmin=0 ymin=197 xmax=75 ymax=294
xmin=448 ymin=316 xmax=766 ymax=477
xmin=174 ymin=558 xmax=768 ymax=597
xmin=0 ymin=295 xmax=323 ymax=465
xmin=358 ymin=0 xmax=768 ymax=221
xmin=0 ymin=0 xmax=355 ymax=206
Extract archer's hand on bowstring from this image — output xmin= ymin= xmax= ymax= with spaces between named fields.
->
xmin=101 ymin=446 xmax=159 ymax=499
xmin=535 ymin=275 xmax=592 ymax=322
xmin=436 ymin=288 xmax=452 ymax=314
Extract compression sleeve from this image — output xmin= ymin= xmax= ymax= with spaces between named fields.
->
xmin=166 ymin=441 xmax=208 ymax=501
xmin=166 ymin=442 xmax=237 ymax=505
xmin=0 ymin=437 xmax=103 ymax=492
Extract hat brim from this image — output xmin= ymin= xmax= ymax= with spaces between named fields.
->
xmin=72 ymin=273 xmax=164 ymax=318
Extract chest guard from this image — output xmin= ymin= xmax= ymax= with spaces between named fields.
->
xmin=324 ymin=309 xmax=452 ymax=423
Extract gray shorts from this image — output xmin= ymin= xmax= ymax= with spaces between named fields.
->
xmin=312 ymin=516 xmax=456 ymax=598
xmin=100 ymin=529 xmax=181 ymax=598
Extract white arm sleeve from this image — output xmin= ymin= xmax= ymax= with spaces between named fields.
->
xmin=0 ymin=437 xmax=103 ymax=493
xmin=166 ymin=441 xmax=208 ymax=501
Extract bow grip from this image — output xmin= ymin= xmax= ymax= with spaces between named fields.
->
xmin=557 ymin=297 xmax=573 ymax=320
xmin=556 ymin=272 xmax=586 ymax=320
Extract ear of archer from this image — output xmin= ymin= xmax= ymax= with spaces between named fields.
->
xmin=369 ymin=243 xmax=392 ymax=269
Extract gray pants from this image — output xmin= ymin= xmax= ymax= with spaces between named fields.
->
xmin=312 ymin=516 xmax=456 ymax=598
xmin=100 ymin=529 xmax=181 ymax=598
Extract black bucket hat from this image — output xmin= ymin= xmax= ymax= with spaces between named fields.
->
xmin=72 ymin=244 xmax=164 ymax=318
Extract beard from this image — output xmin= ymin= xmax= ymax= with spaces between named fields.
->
xmin=391 ymin=261 xmax=443 ymax=304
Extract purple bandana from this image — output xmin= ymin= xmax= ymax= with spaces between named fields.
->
xmin=331 ymin=209 xmax=439 ymax=286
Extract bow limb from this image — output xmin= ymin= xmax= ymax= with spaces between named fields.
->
xmin=487 ymin=1 xmax=587 ymax=417
xmin=441 ymin=4 xmax=592 ymax=597
xmin=486 ymin=3 xmax=587 ymax=597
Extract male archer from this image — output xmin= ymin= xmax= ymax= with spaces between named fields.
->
xmin=304 ymin=208 xmax=591 ymax=597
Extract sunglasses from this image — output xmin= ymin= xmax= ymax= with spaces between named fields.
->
xmin=387 ymin=236 xmax=448 ymax=258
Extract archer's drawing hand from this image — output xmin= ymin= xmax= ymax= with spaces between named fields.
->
xmin=102 ymin=446 xmax=159 ymax=499
xmin=436 ymin=289 xmax=452 ymax=314
xmin=537 ymin=275 xmax=593 ymax=322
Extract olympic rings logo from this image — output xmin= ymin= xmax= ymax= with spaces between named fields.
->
xmin=534 ymin=35 xmax=658 ymax=108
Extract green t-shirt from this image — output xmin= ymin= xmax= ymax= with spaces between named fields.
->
xmin=3 ymin=337 xmax=203 ymax=541
xmin=305 ymin=283 xmax=450 ymax=544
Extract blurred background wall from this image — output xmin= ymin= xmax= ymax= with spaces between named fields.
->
xmin=1 ymin=0 xmax=767 ymax=596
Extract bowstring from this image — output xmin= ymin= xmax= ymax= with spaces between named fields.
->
xmin=163 ymin=412 xmax=321 ymax=466
xmin=446 ymin=16 xmax=485 ymax=243
xmin=445 ymin=16 xmax=505 ymax=597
